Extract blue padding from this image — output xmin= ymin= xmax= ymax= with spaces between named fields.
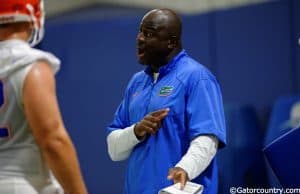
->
xmin=264 ymin=95 xmax=300 ymax=187
xmin=218 ymin=105 xmax=267 ymax=193
xmin=263 ymin=126 xmax=300 ymax=187
xmin=265 ymin=95 xmax=300 ymax=146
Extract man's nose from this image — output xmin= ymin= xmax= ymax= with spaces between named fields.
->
xmin=137 ymin=32 xmax=145 ymax=42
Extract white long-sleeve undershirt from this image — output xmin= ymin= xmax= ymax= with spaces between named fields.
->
xmin=175 ymin=135 xmax=218 ymax=180
xmin=106 ymin=125 xmax=218 ymax=180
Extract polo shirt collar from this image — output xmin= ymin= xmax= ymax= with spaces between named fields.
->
xmin=144 ymin=49 xmax=186 ymax=76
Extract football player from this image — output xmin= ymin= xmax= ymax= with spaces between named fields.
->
xmin=0 ymin=1 xmax=88 ymax=193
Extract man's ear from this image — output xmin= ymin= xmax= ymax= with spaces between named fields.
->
xmin=168 ymin=38 xmax=177 ymax=49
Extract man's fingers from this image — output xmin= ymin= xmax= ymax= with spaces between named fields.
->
xmin=157 ymin=110 xmax=169 ymax=120
xmin=144 ymin=115 xmax=160 ymax=123
xmin=167 ymin=168 xmax=175 ymax=180
xmin=167 ymin=168 xmax=187 ymax=190
xmin=173 ymin=171 xmax=185 ymax=190
xmin=143 ymin=115 xmax=163 ymax=133
xmin=179 ymin=173 xmax=186 ymax=190
xmin=140 ymin=125 xmax=155 ymax=135
xmin=137 ymin=109 xmax=170 ymax=137
xmin=141 ymin=119 xmax=159 ymax=132
xmin=150 ymin=108 xmax=169 ymax=117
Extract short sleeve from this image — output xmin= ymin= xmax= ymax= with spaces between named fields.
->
xmin=185 ymin=76 xmax=226 ymax=148
xmin=106 ymin=97 xmax=130 ymax=136
xmin=106 ymin=79 xmax=134 ymax=135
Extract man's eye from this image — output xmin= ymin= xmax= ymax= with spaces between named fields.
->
xmin=145 ymin=32 xmax=153 ymax=38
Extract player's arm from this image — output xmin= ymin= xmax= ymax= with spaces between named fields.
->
xmin=23 ymin=61 xmax=88 ymax=194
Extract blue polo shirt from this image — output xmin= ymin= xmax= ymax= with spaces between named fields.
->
xmin=107 ymin=50 xmax=226 ymax=194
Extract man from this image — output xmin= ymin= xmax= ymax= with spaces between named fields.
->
xmin=107 ymin=8 xmax=226 ymax=194
xmin=0 ymin=1 xmax=87 ymax=193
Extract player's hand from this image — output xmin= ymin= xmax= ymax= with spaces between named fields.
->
xmin=167 ymin=167 xmax=189 ymax=190
xmin=134 ymin=108 xmax=169 ymax=140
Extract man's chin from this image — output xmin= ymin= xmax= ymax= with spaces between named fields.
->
xmin=138 ymin=58 xmax=148 ymax=65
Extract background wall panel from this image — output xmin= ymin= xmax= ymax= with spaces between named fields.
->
xmin=214 ymin=0 xmax=293 ymax=115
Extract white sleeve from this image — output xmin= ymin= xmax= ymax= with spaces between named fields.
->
xmin=175 ymin=135 xmax=219 ymax=180
xmin=106 ymin=125 xmax=141 ymax=161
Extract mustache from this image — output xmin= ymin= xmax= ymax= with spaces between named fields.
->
xmin=137 ymin=41 xmax=145 ymax=48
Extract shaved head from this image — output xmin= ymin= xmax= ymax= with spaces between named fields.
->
xmin=142 ymin=8 xmax=182 ymax=40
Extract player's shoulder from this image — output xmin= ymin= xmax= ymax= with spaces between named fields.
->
xmin=29 ymin=48 xmax=61 ymax=72
xmin=5 ymin=40 xmax=61 ymax=74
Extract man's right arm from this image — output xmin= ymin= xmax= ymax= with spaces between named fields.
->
xmin=107 ymin=108 xmax=169 ymax=161
xmin=23 ymin=61 xmax=87 ymax=194
xmin=107 ymin=125 xmax=140 ymax=161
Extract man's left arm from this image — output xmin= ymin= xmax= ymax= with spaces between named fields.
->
xmin=168 ymin=73 xmax=226 ymax=189
xmin=168 ymin=135 xmax=218 ymax=188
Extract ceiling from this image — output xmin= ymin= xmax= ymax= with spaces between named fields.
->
xmin=44 ymin=0 xmax=272 ymax=17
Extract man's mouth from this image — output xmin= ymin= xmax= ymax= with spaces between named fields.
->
xmin=137 ymin=48 xmax=145 ymax=58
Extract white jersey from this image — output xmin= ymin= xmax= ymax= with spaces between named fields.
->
xmin=0 ymin=39 xmax=62 ymax=193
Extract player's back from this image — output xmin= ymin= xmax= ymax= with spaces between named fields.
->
xmin=0 ymin=39 xmax=61 ymax=192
